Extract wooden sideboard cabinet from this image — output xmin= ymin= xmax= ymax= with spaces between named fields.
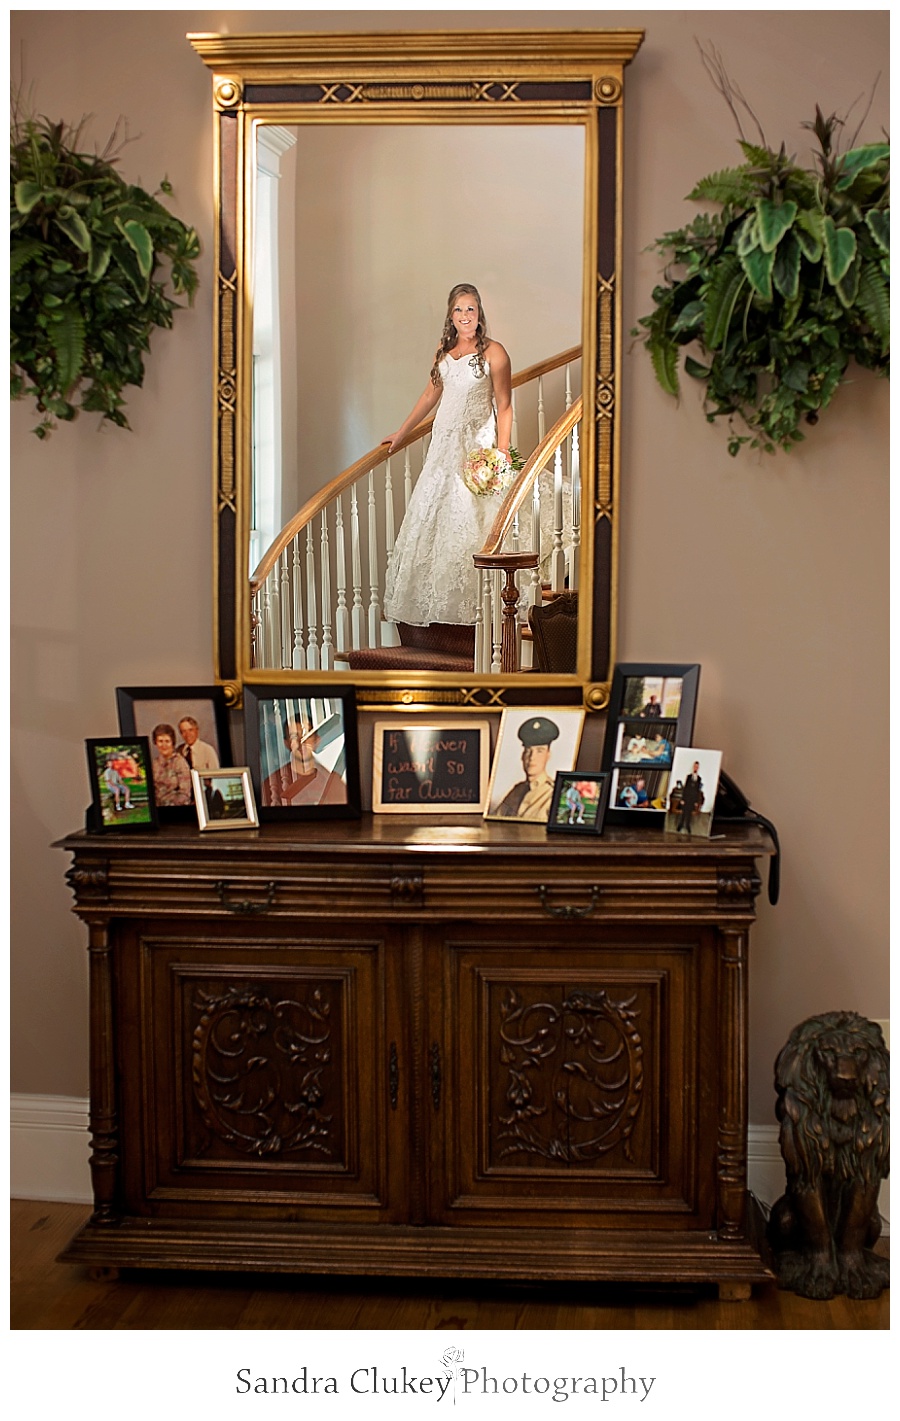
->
xmin=57 ymin=816 xmax=774 ymax=1296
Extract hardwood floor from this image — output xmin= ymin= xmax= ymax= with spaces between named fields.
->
xmin=11 ymin=1200 xmax=888 ymax=1330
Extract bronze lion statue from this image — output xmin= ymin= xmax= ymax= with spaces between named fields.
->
xmin=767 ymin=1011 xmax=889 ymax=1299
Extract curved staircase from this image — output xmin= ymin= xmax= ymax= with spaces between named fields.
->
xmin=250 ymin=347 xmax=583 ymax=675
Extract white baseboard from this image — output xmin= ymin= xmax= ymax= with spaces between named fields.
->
xmin=10 ymin=1093 xmax=92 ymax=1204
xmin=9 ymin=1096 xmax=887 ymax=1233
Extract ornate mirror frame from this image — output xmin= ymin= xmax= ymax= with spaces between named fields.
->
xmin=190 ymin=29 xmax=644 ymax=711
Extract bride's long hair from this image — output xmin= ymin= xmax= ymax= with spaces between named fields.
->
xmin=430 ymin=283 xmax=488 ymax=385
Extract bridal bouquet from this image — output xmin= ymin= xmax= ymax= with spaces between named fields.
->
xmin=461 ymin=445 xmax=524 ymax=497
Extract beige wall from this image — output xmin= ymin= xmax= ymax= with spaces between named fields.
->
xmin=11 ymin=11 xmax=889 ymax=1127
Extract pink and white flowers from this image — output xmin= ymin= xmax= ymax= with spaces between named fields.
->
xmin=461 ymin=446 xmax=523 ymax=497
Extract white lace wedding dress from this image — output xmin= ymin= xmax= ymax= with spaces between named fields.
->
xmin=383 ymin=353 xmax=499 ymax=627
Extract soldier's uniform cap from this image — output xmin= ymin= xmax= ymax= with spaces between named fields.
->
xmin=517 ymin=716 xmax=560 ymax=747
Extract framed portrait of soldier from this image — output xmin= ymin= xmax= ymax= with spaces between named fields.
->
xmin=484 ymin=707 xmax=585 ymax=824
xmin=243 ymin=684 xmax=361 ymax=821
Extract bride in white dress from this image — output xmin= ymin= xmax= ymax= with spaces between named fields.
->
xmin=382 ymin=284 xmax=512 ymax=628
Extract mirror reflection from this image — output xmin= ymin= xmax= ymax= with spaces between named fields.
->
xmin=249 ymin=122 xmax=585 ymax=676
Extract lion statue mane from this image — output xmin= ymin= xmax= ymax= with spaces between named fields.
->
xmin=766 ymin=1010 xmax=889 ymax=1299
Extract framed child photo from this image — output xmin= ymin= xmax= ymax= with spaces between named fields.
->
xmin=191 ymin=767 xmax=259 ymax=832
xmin=116 ymin=684 xmax=233 ymax=821
xmin=601 ymin=663 xmax=700 ymax=827
xmin=547 ymin=772 xmax=610 ymax=836
xmin=243 ymin=684 xmax=361 ymax=821
xmin=86 ymin=738 xmax=158 ymax=831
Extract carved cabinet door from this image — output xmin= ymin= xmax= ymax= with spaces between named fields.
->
xmin=424 ymin=923 xmax=719 ymax=1230
xmin=115 ymin=918 xmax=408 ymax=1223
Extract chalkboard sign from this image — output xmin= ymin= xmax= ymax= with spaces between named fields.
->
xmin=372 ymin=720 xmax=491 ymax=813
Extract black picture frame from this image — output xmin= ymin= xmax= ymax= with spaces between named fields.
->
xmin=601 ymin=663 xmax=700 ymax=827
xmin=243 ymin=684 xmax=361 ymax=821
xmin=85 ymin=737 xmax=158 ymax=832
xmin=547 ymin=771 xmax=610 ymax=836
xmin=116 ymin=684 xmax=233 ymax=821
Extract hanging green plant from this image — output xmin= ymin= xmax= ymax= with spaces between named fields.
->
xmin=11 ymin=113 xmax=201 ymax=438
xmin=633 ymin=63 xmax=889 ymax=456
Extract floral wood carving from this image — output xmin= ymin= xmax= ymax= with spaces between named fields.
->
xmin=497 ymin=987 xmax=644 ymax=1163
xmin=192 ymin=983 xmax=338 ymax=1157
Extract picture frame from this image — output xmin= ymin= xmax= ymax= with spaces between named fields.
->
xmin=484 ymin=706 xmax=586 ymax=823
xmin=116 ymin=685 xmax=233 ymax=821
xmin=85 ymin=737 xmax=158 ymax=831
xmin=663 ymin=748 xmax=723 ymax=839
xmin=547 ymin=771 xmax=610 ymax=836
xmin=372 ymin=719 xmax=491 ymax=814
xmin=601 ymin=663 xmax=700 ymax=827
xmin=243 ymin=684 xmax=361 ymax=820
xmin=191 ymin=767 xmax=259 ymax=832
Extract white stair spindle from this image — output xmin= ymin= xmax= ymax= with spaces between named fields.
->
xmin=280 ymin=550 xmax=292 ymax=669
xmin=305 ymin=523 xmax=320 ymax=670
xmin=265 ymin=567 xmax=279 ymax=670
xmin=570 ymin=422 xmax=581 ymax=591
xmin=367 ymin=469 xmax=382 ymax=645
xmin=537 ymin=374 xmax=545 ymax=444
xmin=350 ymin=482 xmax=365 ymax=648
xmin=334 ymin=493 xmax=349 ymax=656
xmin=475 ymin=569 xmax=491 ymax=674
xmin=403 ymin=447 xmax=413 ymax=513
xmin=319 ymin=509 xmax=333 ymax=671
xmin=550 ymin=446 xmax=566 ymax=593
xmin=381 ymin=457 xmax=400 ymax=647
xmin=292 ymin=532 xmax=306 ymax=669
xmin=491 ymin=570 xmax=502 ymax=675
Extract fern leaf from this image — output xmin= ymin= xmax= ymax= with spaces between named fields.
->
xmin=48 ymin=308 xmax=86 ymax=396
xmin=704 ymin=255 xmax=747 ymax=349
xmin=857 ymin=262 xmax=890 ymax=352
xmin=648 ymin=338 xmax=680 ymax=398
xmin=689 ymin=168 xmax=758 ymax=206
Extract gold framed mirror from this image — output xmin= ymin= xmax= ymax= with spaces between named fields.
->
xmin=190 ymin=29 xmax=643 ymax=711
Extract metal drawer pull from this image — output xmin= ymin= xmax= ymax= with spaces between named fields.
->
xmin=215 ymin=880 xmax=276 ymax=914
xmin=536 ymin=884 xmax=600 ymax=919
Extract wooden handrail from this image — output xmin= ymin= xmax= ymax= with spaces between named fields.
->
xmin=250 ymin=346 xmax=582 ymax=591
xmin=479 ymin=397 xmax=583 ymax=556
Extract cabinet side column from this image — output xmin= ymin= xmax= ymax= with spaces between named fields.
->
xmin=85 ymin=917 xmax=120 ymax=1225
xmin=716 ymin=927 xmax=748 ymax=1240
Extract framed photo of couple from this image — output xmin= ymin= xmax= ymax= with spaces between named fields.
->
xmin=601 ymin=664 xmax=700 ymax=827
xmin=116 ymin=685 xmax=232 ymax=821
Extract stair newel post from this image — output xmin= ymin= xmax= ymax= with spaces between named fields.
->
xmin=291 ymin=532 xmax=306 ymax=670
xmin=570 ymin=421 xmax=581 ymax=592
xmin=305 ymin=524 xmax=320 ymax=670
xmin=350 ymin=482 xmax=365 ymax=648
xmin=334 ymin=493 xmax=350 ymax=658
xmin=367 ymin=469 xmax=382 ymax=646
xmin=474 ymin=552 xmax=540 ymax=674
xmin=319 ymin=509 xmax=333 ymax=671
xmin=279 ymin=550 xmax=292 ymax=669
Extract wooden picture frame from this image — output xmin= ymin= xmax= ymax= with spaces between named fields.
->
xmin=85 ymin=737 xmax=158 ymax=831
xmin=191 ymin=767 xmax=259 ymax=832
xmin=484 ymin=706 xmax=585 ymax=823
xmin=243 ymin=684 xmax=361 ymax=820
xmin=372 ymin=719 xmax=491 ymax=814
xmin=547 ymin=771 xmax=610 ymax=836
xmin=601 ymin=663 xmax=700 ymax=827
xmin=116 ymin=684 xmax=233 ymax=821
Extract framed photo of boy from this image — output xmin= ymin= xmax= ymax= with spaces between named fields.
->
xmin=243 ymin=684 xmax=361 ymax=821
xmin=191 ymin=767 xmax=259 ymax=832
xmin=601 ymin=663 xmax=700 ymax=827
xmin=86 ymin=737 xmax=158 ymax=831
xmin=547 ymin=772 xmax=610 ymax=836
xmin=484 ymin=707 xmax=585 ymax=823
xmin=116 ymin=685 xmax=233 ymax=819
